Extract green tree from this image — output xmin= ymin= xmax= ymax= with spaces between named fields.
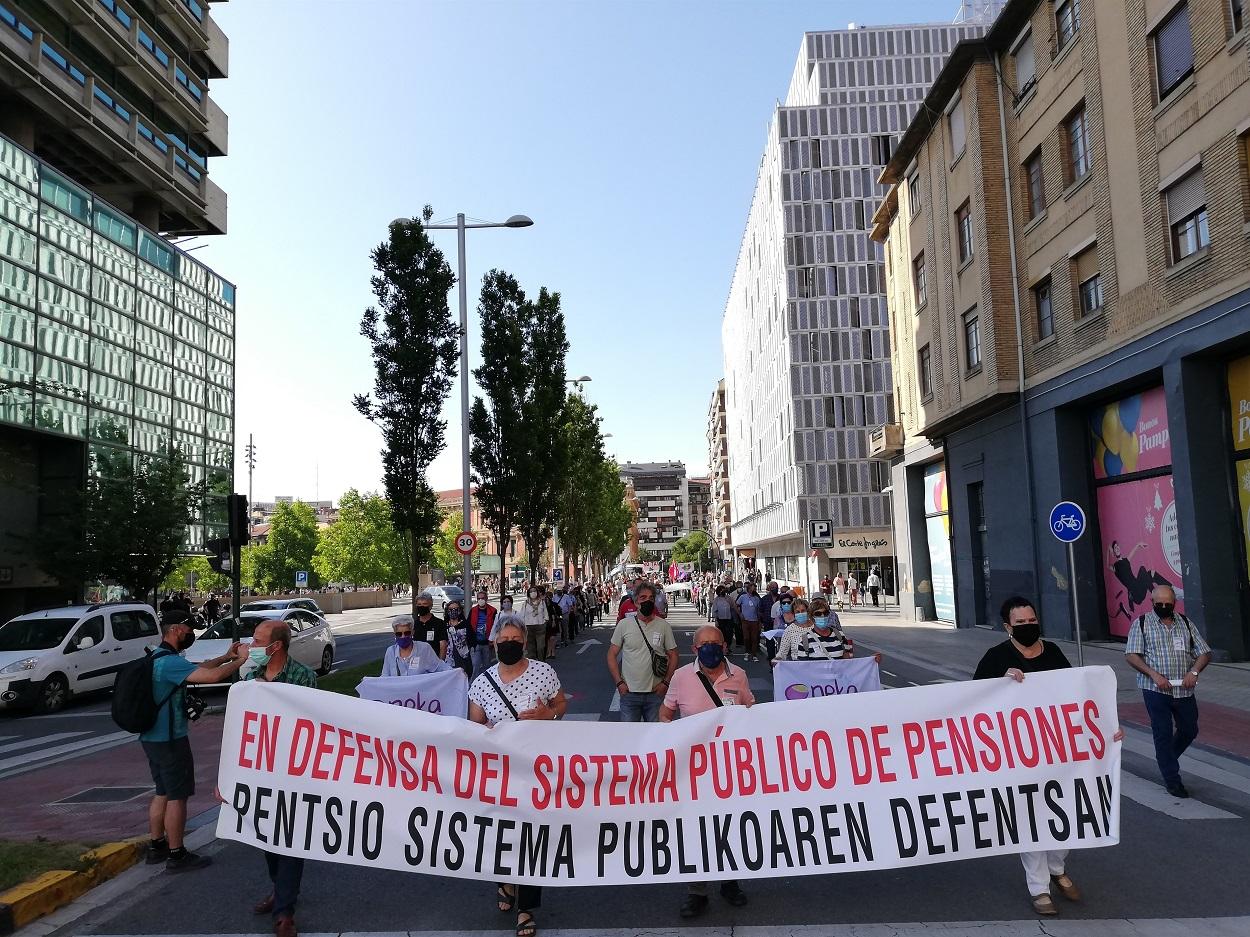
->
xmin=161 ymin=555 xmax=230 ymax=595
xmin=431 ymin=511 xmax=483 ymax=580
xmin=587 ymin=460 xmax=632 ymax=574
xmin=469 ymin=270 xmax=530 ymax=600
xmin=637 ymin=547 xmax=658 ymax=563
xmin=35 ymin=439 xmax=203 ymax=603
xmin=240 ymin=543 xmax=265 ymax=592
xmin=514 ymin=288 xmax=569 ymax=585
xmin=313 ymin=489 xmax=407 ymax=585
xmin=554 ymin=393 xmax=607 ymax=577
xmin=670 ymin=530 xmax=713 ymax=568
xmin=255 ymin=501 xmax=319 ymax=591
xmin=354 ymin=208 xmax=458 ymax=595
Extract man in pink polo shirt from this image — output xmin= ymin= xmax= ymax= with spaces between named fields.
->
xmin=660 ymin=625 xmax=754 ymax=918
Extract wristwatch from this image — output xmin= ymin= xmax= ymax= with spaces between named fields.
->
xmin=1189 ymin=670 xmax=1200 ymax=678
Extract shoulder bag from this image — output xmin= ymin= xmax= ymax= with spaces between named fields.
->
xmin=633 ymin=615 xmax=670 ymax=680
xmin=482 ymin=670 xmax=520 ymax=721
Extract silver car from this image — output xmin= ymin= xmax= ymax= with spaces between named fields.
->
xmin=187 ymin=608 xmax=336 ymax=681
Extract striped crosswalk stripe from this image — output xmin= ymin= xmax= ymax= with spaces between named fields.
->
xmin=0 ymin=731 xmax=90 ymax=756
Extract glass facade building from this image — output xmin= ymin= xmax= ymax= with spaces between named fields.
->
xmin=0 ymin=131 xmax=234 ymax=548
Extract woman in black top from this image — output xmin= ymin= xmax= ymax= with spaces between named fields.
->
xmin=973 ymin=596 xmax=1122 ymax=917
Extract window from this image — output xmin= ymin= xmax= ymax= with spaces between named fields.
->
xmin=72 ymin=616 xmax=104 ymax=648
xmin=1056 ymin=0 xmax=1080 ymax=48
xmin=1165 ymin=168 xmax=1209 ymax=261
xmin=139 ymin=233 xmax=178 ymax=276
xmin=1232 ymin=0 xmax=1245 ymax=35
xmin=919 ymin=345 xmax=933 ymax=397
xmin=94 ymin=206 xmax=136 ymax=249
xmin=1025 ymin=150 xmax=1046 ymax=218
xmin=1242 ymin=133 xmax=1250 ymax=221
xmin=1035 ymin=279 xmax=1054 ymax=339
xmin=948 ymin=96 xmax=967 ymax=157
xmin=871 ymin=134 xmax=894 ymax=165
xmin=111 ymin=610 xmax=158 ymax=641
xmin=964 ymin=310 xmax=981 ymax=371
xmin=1014 ymin=31 xmax=1036 ymax=95
xmin=810 ymin=140 xmax=821 ymax=168
xmin=1154 ymin=3 xmax=1194 ymax=99
xmin=913 ymin=253 xmax=927 ymax=306
xmin=40 ymin=168 xmax=90 ymax=222
xmin=1073 ymin=246 xmax=1102 ymax=316
xmin=908 ymin=173 xmax=922 ymax=214
xmin=956 ymin=202 xmax=974 ymax=265
xmin=1065 ymin=105 xmax=1090 ymax=184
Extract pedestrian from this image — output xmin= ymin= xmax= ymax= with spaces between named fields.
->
xmin=820 ymin=574 xmax=832 ymax=595
xmin=381 ymin=615 xmax=450 ymax=676
xmin=848 ymin=574 xmax=860 ymax=607
xmin=469 ymin=590 xmax=497 ymax=679
xmin=544 ymin=586 xmax=562 ymax=658
xmin=556 ymin=586 xmax=576 ymax=646
xmin=142 ymin=613 xmax=248 ymax=872
xmin=834 ymin=573 xmax=847 ymax=610
xmin=499 ymin=593 xmax=515 ymax=616
xmin=660 ymin=625 xmax=752 ymax=917
xmin=759 ymin=580 xmax=779 ymax=625
xmin=468 ymin=620 xmax=566 ymax=937
xmin=735 ymin=580 xmax=763 ymax=661
xmin=711 ymin=586 xmax=735 ymax=648
xmin=442 ymin=600 xmax=476 ymax=677
xmin=867 ymin=569 xmax=882 ymax=608
xmin=616 ymin=579 xmax=639 ymax=621
xmin=773 ymin=597 xmax=819 ymax=661
xmin=203 ymin=593 xmax=221 ymax=623
xmin=1124 ymin=584 xmax=1211 ymax=797
xmin=973 ymin=596 xmax=1123 ymax=915
xmin=770 ymin=589 xmax=794 ymax=629
xmin=520 ymin=586 xmax=550 ymax=661
xmin=412 ymin=597 xmax=449 ymax=659
xmin=607 ymin=582 xmax=678 ymax=722
xmin=244 ymin=619 xmax=318 ymax=937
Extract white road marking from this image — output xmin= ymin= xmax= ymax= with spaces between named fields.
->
xmin=0 ymin=729 xmax=133 ymax=776
xmin=0 ymin=731 xmax=90 ymax=756
xmin=881 ymin=669 xmax=897 ymax=677
xmin=1120 ymin=772 xmax=1238 ymax=820
xmin=1120 ymin=730 xmax=1250 ymax=796
xmin=575 ymin=639 xmax=602 ymax=655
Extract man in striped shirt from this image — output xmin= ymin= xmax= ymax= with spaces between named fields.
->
xmin=1124 ymin=584 xmax=1212 ymax=798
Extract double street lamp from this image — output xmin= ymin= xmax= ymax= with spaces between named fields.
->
xmin=391 ymin=212 xmax=534 ymax=592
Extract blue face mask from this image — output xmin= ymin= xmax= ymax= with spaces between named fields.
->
xmin=794 ymin=612 xmax=808 ymax=624
xmin=697 ymin=644 xmax=725 ymax=669
xmin=248 ymin=645 xmax=273 ymax=666
xmin=813 ymin=616 xmax=831 ymax=631
xmin=781 ymin=603 xmax=793 ymax=613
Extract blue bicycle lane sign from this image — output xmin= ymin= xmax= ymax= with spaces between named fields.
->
xmin=1049 ymin=501 xmax=1086 ymax=543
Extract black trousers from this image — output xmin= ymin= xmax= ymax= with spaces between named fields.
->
xmin=264 ymin=851 xmax=305 ymax=919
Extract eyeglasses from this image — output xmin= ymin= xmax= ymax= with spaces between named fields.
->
xmin=394 ymin=630 xmax=413 ymax=637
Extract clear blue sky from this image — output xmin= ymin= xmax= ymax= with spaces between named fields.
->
xmin=197 ymin=0 xmax=962 ymax=504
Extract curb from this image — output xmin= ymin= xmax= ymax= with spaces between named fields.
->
xmin=0 ymin=840 xmax=144 ymax=935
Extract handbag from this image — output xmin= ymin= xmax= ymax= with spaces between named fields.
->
xmin=634 ymin=615 xmax=670 ymax=680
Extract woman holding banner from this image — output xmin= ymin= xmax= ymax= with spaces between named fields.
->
xmin=467 ymin=620 xmax=567 ymax=937
xmin=381 ymin=615 xmax=451 ymax=677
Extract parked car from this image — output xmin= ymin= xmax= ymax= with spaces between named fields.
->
xmin=187 ymin=608 xmax=336 ymax=681
xmin=239 ymin=598 xmax=326 ymax=616
xmin=0 ymin=603 xmax=160 ymax=713
xmin=419 ymin=586 xmax=464 ymax=612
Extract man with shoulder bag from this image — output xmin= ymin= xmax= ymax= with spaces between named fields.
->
xmin=1124 ymin=584 xmax=1212 ymax=797
xmin=606 ymin=582 xmax=678 ymax=722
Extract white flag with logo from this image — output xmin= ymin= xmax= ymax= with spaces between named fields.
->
xmin=356 ymin=670 xmax=468 ymax=719
xmin=773 ymin=658 xmax=882 ymax=702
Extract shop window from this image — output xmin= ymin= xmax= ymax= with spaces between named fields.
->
xmin=1164 ymin=167 xmax=1209 ymax=262
xmin=1153 ymin=3 xmax=1194 ymax=100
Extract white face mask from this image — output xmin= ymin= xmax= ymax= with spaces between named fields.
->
xmin=477 ymin=599 xmax=486 ymax=607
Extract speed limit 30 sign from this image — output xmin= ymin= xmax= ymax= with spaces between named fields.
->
xmin=455 ymin=531 xmax=478 ymax=555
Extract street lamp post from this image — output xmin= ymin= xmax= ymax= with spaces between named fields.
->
xmin=393 ymin=212 xmax=533 ymax=593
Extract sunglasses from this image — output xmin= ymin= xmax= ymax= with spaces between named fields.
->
xmin=394 ymin=630 xmax=414 ymax=637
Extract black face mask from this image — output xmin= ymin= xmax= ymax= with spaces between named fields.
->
xmin=496 ymin=640 xmax=525 ymax=665
xmin=1010 ymin=624 xmax=1041 ymax=647
xmin=416 ymin=607 xmax=432 ymax=618
xmin=1153 ymin=603 xmax=1175 ymax=619
xmin=177 ymin=631 xmax=196 ymax=651
xmin=638 ymin=599 xmax=656 ymax=617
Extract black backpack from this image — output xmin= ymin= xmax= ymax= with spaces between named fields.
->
xmin=111 ymin=647 xmax=180 ymax=734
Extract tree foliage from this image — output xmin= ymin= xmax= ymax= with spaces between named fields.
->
xmin=670 ymin=530 xmax=713 ymax=568
xmin=35 ymin=436 xmax=203 ymax=603
xmin=354 ymin=207 xmax=457 ymax=594
xmin=431 ymin=511 xmax=484 ymax=579
xmin=586 ymin=460 xmax=633 ymax=572
xmin=554 ymin=394 xmax=607 ymax=574
xmin=161 ymin=555 xmax=230 ymax=595
xmin=313 ymin=489 xmax=407 ymax=586
xmin=254 ymin=501 xmax=319 ymax=591
xmin=637 ymin=547 xmax=658 ymax=563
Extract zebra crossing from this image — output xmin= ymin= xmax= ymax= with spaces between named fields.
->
xmin=0 ymin=726 xmax=135 ymax=780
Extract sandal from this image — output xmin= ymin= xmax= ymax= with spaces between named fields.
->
xmin=516 ymin=912 xmax=537 ymax=937
xmin=497 ymin=885 xmax=516 ymax=913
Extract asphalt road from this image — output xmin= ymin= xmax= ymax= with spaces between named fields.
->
xmin=40 ymin=599 xmax=1250 ymax=936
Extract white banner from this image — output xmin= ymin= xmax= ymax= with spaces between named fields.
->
xmin=356 ymin=671 xmax=468 ymax=720
xmin=773 ymin=658 xmax=882 ymax=701
xmin=216 ymin=668 xmax=1120 ymax=886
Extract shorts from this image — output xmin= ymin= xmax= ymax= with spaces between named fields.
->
xmin=142 ymin=736 xmax=196 ymax=800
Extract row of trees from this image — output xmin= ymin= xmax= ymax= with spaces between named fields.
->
xmin=355 ymin=211 xmax=632 ymax=595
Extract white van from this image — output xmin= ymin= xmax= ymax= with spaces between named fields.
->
xmin=0 ymin=603 xmax=160 ymax=713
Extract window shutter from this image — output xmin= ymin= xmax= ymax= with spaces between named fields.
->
xmin=1015 ymin=35 xmax=1035 ymax=87
xmin=1165 ymin=168 xmax=1205 ymax=221
xmin=1155 ymin=4 xmax=1194 ymax=96
xmin=1074 ymin=246 xmax=1098 ymax=284
xmin=949 ymin=99 xmax=966 ymax=153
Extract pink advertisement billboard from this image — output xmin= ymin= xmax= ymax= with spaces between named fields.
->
xmin=1089 ymin=386 xmax=1172 ymax=480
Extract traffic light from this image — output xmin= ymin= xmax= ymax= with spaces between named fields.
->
xmin=227 ymin=493 xmax=248 ymax=546
xmin=206 ymin=537 xmax=232 ymax=574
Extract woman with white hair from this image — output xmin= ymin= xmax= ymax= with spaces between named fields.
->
xmin=468 ymin=619 xmax=565 ymax=937
xmin=381 ymin=614 xmax=451 ymax=677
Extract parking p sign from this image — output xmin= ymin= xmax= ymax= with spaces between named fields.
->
xmin=808 ymin=519 xmax=833 ymax=549
xmin=295 ymin=570 xmax=308 ymax=588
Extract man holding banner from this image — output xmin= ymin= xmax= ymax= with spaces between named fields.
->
xmin=974 ymin=595 xmax=1124 ymax=917
xmin=660 ymin=625 xmax=753 ymax=918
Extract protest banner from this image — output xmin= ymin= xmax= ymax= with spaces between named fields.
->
xmin=357 ymin=671 xmax=468 ymax=719
xmin=216 ymin=667 xmax=1120 ymax=886
xmin=773 ymin=658 xmax=882 ymax=700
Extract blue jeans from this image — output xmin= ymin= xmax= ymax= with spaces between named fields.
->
xmin=1142 ymin=689 xmax=1200 ymax=786
xmin=619 ymin=690 xmax=662 ymax=723
xmin=264 ymin=851 xmax=304 ymax=919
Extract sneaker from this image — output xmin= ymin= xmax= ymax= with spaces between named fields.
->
xmin=145 ymin=841 xmax=170 ymax=865
xmin=166 ymin=850 xmax=213 ymax=873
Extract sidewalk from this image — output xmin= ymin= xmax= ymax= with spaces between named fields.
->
xmin=839 ymin=606 xmax=1250 ymax=761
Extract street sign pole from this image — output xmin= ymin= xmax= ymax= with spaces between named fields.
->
xmin=1068 ymin=540 xmax=1083 ymax=667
